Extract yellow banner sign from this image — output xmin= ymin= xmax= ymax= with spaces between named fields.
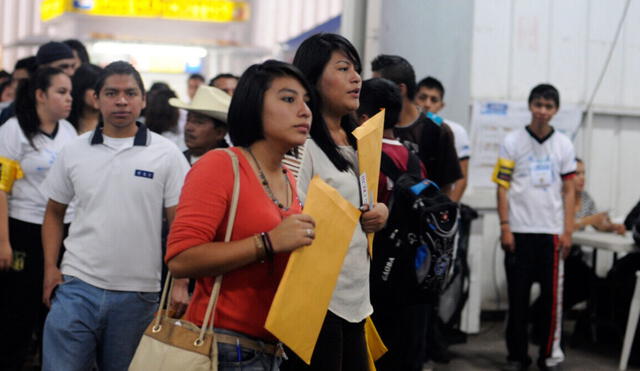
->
xmin=41 ymin=0 xmax=250 ymax=22
xmin=41 ymin=0 xmax=67 ymax=21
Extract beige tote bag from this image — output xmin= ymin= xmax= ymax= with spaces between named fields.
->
xmin=129 ymin=148 xmax=240 ymax=371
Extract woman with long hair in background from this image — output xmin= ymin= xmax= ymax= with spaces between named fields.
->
xmin=0 ymin=66 xmax=76 ymax=370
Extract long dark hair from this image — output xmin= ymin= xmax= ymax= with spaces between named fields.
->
xmin=15 ymin=66 xmax=66 ymax=149
xmin=63 ymin=39 xmax=90 ymax=64
xmin=145 ymin=87 xmax=179 ymax=134
xmin=293 ymin=33 xmax=361 ymax=172
xmin=68 ymin=63 xmax=102 ymax=130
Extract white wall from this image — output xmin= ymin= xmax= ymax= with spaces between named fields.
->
xmin=374 ymin=0 xmax=475 ymax=126
xmin=0 ymin=0 xmax=43 ymax=69
xmin=470 ymin=0 xmax=640 ymax=108
xmin=250 ymin=0 xmax=343 ymax=50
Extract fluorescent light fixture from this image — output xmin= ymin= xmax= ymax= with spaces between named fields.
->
xmin=92 ymin=41 xmax=208 ymax=59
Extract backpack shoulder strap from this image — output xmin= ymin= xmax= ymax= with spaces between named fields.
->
xmin=405 ymin=152 xmax=423 ymax=179
xmin=381 ymin=152 xmax=402 ymax=182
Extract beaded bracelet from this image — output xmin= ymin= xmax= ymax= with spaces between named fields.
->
xmin=254 ymin=234 xmax=266 ymax=262
xmin=260 ymin=232 xmax=275 ymax=260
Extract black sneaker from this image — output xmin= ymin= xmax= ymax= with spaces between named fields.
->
xmin=502 ymin=361 xmax=529 ymax=371
xmin=537 ymin=361 xmax=563 ymax=371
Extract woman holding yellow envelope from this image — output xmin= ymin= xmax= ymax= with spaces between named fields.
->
xmin=283 ymin=33 xmax=389 ymax=371
xmin=166 ymin=60 xmax=318 ymax=370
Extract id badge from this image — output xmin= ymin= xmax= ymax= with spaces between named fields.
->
xmin=530 ymin=158 xmax=552 ymax=187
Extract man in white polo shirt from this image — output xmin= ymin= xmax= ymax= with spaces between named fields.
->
xmin=494 ymin=84 xmax=576 ymax=371
xmin=40 ymin=61 xmax=190 ymax=370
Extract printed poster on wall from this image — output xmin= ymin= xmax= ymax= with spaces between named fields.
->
xmin=468 ymin=100 xmax=582 ymax=189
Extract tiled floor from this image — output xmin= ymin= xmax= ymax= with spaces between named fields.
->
xmin=427 ymin=319 xmax=640 ymax=371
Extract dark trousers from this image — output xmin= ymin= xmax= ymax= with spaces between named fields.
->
xmin=372 ymin=303 xmax=427 ymax=371
xmin=505 ymin=233 xmax=564 ymax=366
xmin=281 ymin=311 xmax=369 ymax=371
xmin=0 ymin=219 xmax=46 ymax=370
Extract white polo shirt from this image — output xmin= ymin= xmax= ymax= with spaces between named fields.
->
xmin=444 ymin=119 xmax=471 ymax=160
xmin=498 ymin=126 xmax=576 ymax=235
xmin=0 ymin=117 xmax=76 ymax=224
xmin=43 ymin=123 xmax=190 ymax=292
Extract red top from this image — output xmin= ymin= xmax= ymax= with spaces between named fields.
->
xmin=378 ymin=140 xmax=427 ymax=205
xmin=166 ymin=147 xmax=301 ymax=341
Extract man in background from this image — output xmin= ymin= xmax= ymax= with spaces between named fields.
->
xmin=169 ymin=85 xmax=231 ymax=164
xmin=415 ymin=76 xmax=471 ymax=202
xmin=209 ymin=73 xmax=239 ymax=96
xmin=186 ymin=73 xmax=205 ymax=101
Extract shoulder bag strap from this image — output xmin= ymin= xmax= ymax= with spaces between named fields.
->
xmin=151 ymin=148 xmax=241 ymax=355
xmin=198 ymin=148 xmax=241 ymax=340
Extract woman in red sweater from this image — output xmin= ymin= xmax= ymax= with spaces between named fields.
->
xmin=166 ymin=60 xmax=316 ymax=370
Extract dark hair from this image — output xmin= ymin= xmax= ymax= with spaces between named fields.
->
xmin=189 ymin=73 xmax=205 ymax=82
xmin=209 ymin=73 xmax=239 ymax=86
xmin=417 ymin=76 xmax=445 ymax=99
xmin=63 ymin=39 xmax=90 ymax=64
xmin=528 ymin=83 xmax=560 ymax=108
xmin=95 ymin=61 xmax=145 ymax=96
xmin=293 ymin=33 xmax=361 ymax=172
xmin=145 ymin=88 xmax=179 ymax=134
xmin=68 ymin=63 xmax=102 ymax=130
xmin=14 ymin=56 xmax=38 ymax=75
xmin=0 ymin=80 xmax=12 ymax=98
xmin=15 ymin=67 xmax=67 ymax=148
xmin=371 ymin=54 xmax=417 ymax=100
xmin=228 ymin=60 xmax=315 ymax=147
xmin=575 ymin=157 xmax=583 ymax=164
xmin=0 ymin=70 xmax=10 ymax=81
xmin=148 ymin=82 xmax=170 ymax=94
xmin=357 ymin=78 xmax=402 ymax=130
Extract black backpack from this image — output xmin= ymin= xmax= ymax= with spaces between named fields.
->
xmin=370 ymin=152 xmax=460 ymax=308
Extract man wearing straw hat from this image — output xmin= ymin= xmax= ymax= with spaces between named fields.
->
xmin=169 ymin=85 xmax=231 ymax=165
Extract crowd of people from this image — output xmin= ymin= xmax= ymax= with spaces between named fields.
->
xmin=0 ymin=33 xmax=637 ymax=371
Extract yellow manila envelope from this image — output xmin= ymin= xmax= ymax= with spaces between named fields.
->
xmin=366 ymin=316 xmax=388 ymax=369
xmin=352 ymin=109 xmax=385 ymax=255
xmin=265 ymin=176 xmax=360 ymax=364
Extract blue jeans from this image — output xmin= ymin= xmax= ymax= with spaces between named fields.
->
xmin=216 ymin=328 xmax=282 ymax=371
xmin=42 ymin=275 xmax=159 ymax=371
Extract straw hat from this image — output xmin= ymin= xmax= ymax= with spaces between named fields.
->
xmin=169 ymin=85 xmax=231 ymax=123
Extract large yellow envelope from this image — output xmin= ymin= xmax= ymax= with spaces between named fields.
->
xmin=352 ymin=109 xmax=385 ymax=255
xmin=366 ymin=316 xmax=388 ymax=370
xmin=264 ymin=176 xmax=360 ymax=364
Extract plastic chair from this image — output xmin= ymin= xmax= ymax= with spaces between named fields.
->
xmin=619 ymin=271 xmax=640 ymax=370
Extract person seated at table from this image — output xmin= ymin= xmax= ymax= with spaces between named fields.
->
xmin=623 ymin=196 xmax=640 ymax=244
xmin=574 ymin=158 xmax=626 ymax=234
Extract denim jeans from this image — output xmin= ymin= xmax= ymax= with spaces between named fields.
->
xmin=216 ymin=328 xmax=282 ymax=371
xmin=42 ymin=275 xmax=159 ymax=371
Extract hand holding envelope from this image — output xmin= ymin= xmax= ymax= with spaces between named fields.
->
xmin=352 ymin=109 xmax=385 ymax=255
